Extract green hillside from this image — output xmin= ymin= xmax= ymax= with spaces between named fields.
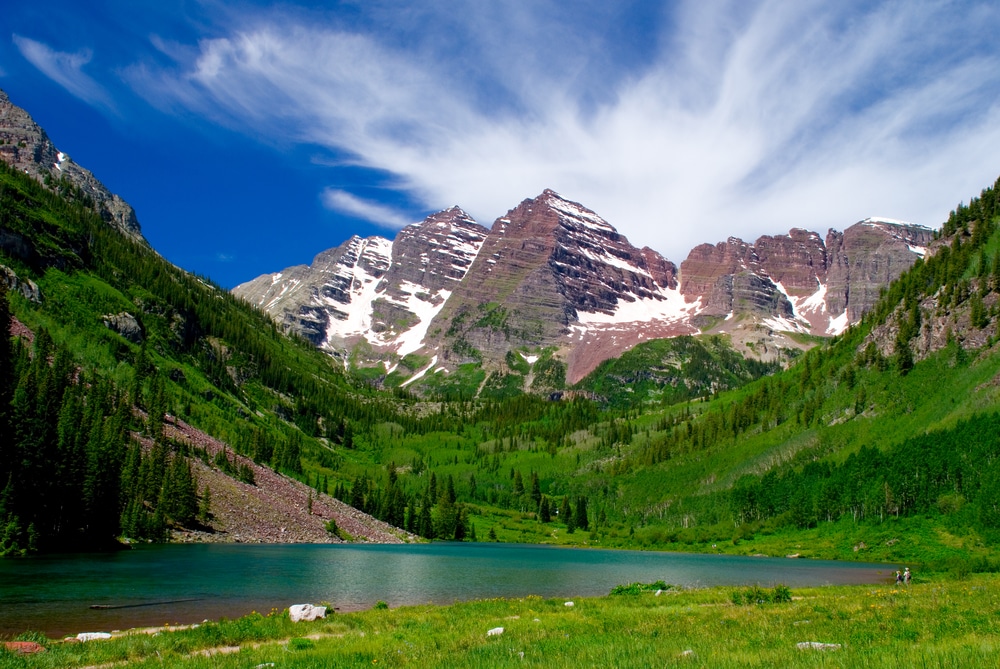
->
xmin=314 ymin=174 xmax=1000 ymax=565
xmin=0 ymin=161 xmax=435 ymax=553
xmin=574 ymin=334 xmax=782 ymax=408
xmin=4 ymin=149 xmax=1000 ymax=567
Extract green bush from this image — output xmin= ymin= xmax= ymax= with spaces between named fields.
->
xmin=610 ymin=580 xmax=670 ymax=595
xmin=731 ymin=584 xmax=792 ymax=605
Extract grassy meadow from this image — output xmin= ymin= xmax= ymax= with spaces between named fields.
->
xmin=3 ymin=573 xmax=999 ymax=668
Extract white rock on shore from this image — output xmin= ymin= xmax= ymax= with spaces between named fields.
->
xmin=289 ymin=604 xmax=327 ymax=622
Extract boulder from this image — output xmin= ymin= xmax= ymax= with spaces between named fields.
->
xmin=796 ymin=641 xmax=841 ymax=651
xmin=288 ymin=603 xmax=327 ymax=622
xmin=3 ymin=641 xmax=46 ymax=654
xmin=102 ymin=312 xmax=144 ymax=343
xmin=76 ymin=632 xmax=112 ymax=642
xmin=486 ymin=627 xmax=504 ymax=636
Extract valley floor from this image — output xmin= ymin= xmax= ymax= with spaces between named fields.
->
xmin=3 ymin=573 xmax=998 ymax=668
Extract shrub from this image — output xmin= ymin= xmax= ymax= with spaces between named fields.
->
xmin=772 ymin=584 xmax=792 ymax=603
xmin=610 ymin=580 xmax=670 ymax=595
xmin=731 ymin=584 xmax=792 ymax=605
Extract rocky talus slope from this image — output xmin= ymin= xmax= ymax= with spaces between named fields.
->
xmin=153 ymin=415 xmax=415 ymax=544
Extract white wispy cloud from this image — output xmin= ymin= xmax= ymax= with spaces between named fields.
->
xmin=320 ymin=189 xmax=415 ymax=229
xmin=127 ymin=0 xmax=1000 ymax=261
xmin=13 ymin=35 xmax=114 ymax=109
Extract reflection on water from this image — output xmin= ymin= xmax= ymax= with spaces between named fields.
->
xmin=0 ymin=542 xmax=896 ymax=637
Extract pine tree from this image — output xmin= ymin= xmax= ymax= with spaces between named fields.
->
xmin=199 ymin=485 xmax=212 ymax=524
xmin=419 ymin=494 xmax=435 ymax=539
xmin=454 ymin=506 xmax=467 ymax=541
xmin=574 ymin=495 xmax=589 ymax=531
xmin=530 ymin=472 xmax=541 ymax=506
xmin=539 ymin=495 xmax=551 ymax=522
xmin=0 ymin=285 xmax=14 ymax=455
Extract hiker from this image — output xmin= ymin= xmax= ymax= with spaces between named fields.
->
xmin=895 ymin=570 xmax=903 ymax=585
xmin=903 ymin=567 xmax=911 ymax=585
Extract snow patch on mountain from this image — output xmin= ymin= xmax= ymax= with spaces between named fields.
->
xmin=321 ymin=237 xmax=393 ymax=346
xmin=577 ymin=289 xmax=702 ymax=326
xmin=375 ymin=283 xmax=454 ymax=357
xmin=401 ymin=355 xmax=438 ymax=387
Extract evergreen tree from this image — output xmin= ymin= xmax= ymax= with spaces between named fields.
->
xmin=538 ymin=495 xmax=551 ymax=522
xmin=0 ymin=285 xmax=14 ymax=457
xmin=198 ymin=485 xmax=212 ymax=524
xmin=419 ymin=494 xmax=435 ymax=539
xmin=445 ymin=474 xmax=457 ymax=504
xmin=454 ymin=505 xmax=467 ymax=541
xmin=574 ymin=495 xmax=589 ymax=531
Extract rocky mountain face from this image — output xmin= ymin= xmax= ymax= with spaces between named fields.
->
xmin=681 ymin=220 xmax=934 ymax=335
xmin=0 ymin=89 xmax=143 ymax=241
xmin=422 ymin=190 xmax=691 ymax=383
xmin=233 ymin=207 xmax=488 ymax=358
xmin=235 ymin=192 xmax=932 ymax=391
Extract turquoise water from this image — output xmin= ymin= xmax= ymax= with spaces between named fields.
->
xmin=0 ymin=542 xmax=895 ymax=637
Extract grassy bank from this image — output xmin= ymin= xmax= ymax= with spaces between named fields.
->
xmin=3 ymin=574 xmax=999 ymax=667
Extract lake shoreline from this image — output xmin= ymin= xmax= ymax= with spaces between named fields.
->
xmin=5 ymin=574 xmax=995 ymax=668
xmin=1 ymin=542 xmax=897 ymax=638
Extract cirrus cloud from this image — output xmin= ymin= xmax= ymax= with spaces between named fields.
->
xmin=13 ymin=35 xmax=114 ymax=110
xmin=126 ymin=0 xmax=1000 ymax=261
xmin=321 ymin=188 xmax=416 ymax=229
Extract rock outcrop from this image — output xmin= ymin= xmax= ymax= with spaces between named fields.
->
xmin=102 ymin=312 xmax=144 ymax=343
xmin=1 ymin=264 xmax=41 ymax=302
xmin=0 ymin=89 xmax=143 ymax=240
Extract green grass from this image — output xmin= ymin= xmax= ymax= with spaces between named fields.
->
xmin=4 ymin=574 xmax=999 ymax=667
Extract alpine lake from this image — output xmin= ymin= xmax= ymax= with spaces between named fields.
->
xmin=0 ymin=542 xmax=899 ymax=638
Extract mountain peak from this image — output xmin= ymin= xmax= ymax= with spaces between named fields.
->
xmin=0 ymin=88 xmax=143 ymax=240
xmin=235 ymin=188 xmax=931 ymax=394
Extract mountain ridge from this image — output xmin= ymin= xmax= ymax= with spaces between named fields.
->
xmin=0 ymin=89 xmax=143 ymax=241
xmin=235 ymin=189 xmax=932 ymax=388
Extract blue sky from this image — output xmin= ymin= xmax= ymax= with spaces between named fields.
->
xmin=3 ymin=0 xmax=1000 ymax=288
